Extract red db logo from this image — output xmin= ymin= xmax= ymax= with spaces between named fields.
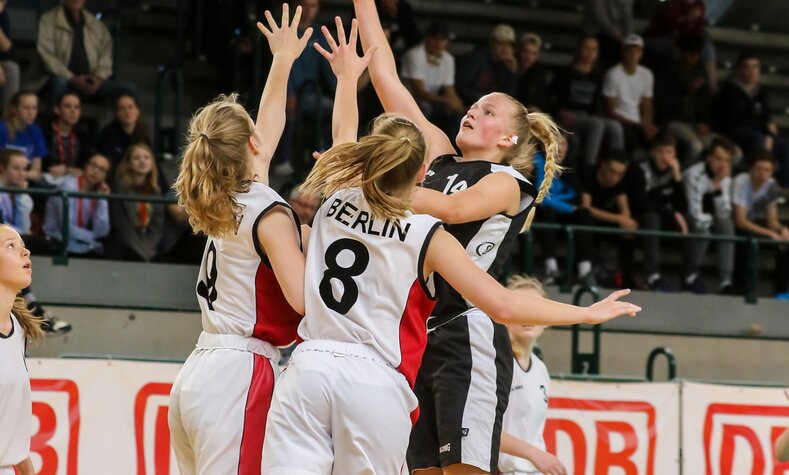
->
xmin=134 ymin=383 xmax=174 ymax=475
xmin=30 ymin=379 xmax=80 ymax=475
xmin=703 ymin=403 xmax=789 ymax=475
xmin=545 ymin=398 xmax=657 ymax=475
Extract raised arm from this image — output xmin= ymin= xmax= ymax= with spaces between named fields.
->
xmin=353 ymin=0 xmax=456 ymax=164
xmin=257 ymin=206 xmax=306 ymax=315
xmin=412 ymin=172 xmax=520 ymax=223
xmin=314 ymin=17 xmax=377 ymax=146
xmin=254 ymin=4 xmax=313 ymax=162
xmin=425 ymin=228 xmax=641 ymax=326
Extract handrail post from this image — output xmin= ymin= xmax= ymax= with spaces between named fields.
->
xmin=154 ymin=64 xmax=167 ymax=156
xmin=53 ymin=191 xmax=70 ymax=266
xmin=646 ymin=347 xmax=677 ymax=381
xmin=561 ymin=226 xmax=574 ymax=293
xmin=571 ymin=285 xmax=601 ymax=375
xmin=746 ymin=238 xmax=760 ymax=304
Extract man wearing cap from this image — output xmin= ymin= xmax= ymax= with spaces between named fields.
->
xmin=400 ymin=21 xmax=464 ymax=134
xmin=603 ymin=33 xmax=658 ymax=151
xmin=456 ymin=23 xmax=518 ymax=107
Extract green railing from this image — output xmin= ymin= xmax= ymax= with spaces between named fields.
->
xmin=0 ymin=186 xmax=177 ymax=265
xmin=3 ymin=187 xmax=787 ymax=303
xmin=524 ymin=222 xmax=789 ymax=304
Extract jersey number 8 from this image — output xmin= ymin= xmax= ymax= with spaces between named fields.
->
xmin=319 ymin=238 xmax=370 ymax=314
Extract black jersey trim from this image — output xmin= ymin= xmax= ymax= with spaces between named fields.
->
xmin=417 ymin=221 xmax=444 ymax=300
xmin=0 ymin=314 xmax=15 ymax=339
xmin=252 ymin=202 xmax=303 ymax=264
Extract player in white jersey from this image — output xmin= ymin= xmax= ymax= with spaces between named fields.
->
xmin=167 ymin=6 xmax=312 ymax=475
xmin=0 ymin=224 xmax=42 ymax=475
xmin=353 ymin=1 xmax=570 ymax=472
xmin=261 ymin=19 xmax=641 ymax=474
xmin=499 ymin=276 xmax=566 ymax=475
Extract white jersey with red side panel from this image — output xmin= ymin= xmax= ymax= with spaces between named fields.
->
xmin=196 ymin=181 xmax=302 ymax=347
xmin=299 ymin=187 xmax=443 ymax=387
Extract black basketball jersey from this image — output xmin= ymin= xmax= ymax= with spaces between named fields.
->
xmin=422 ymin=155 xmax=537 ymax=329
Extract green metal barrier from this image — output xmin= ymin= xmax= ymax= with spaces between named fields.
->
xmin=526 ymin=222 xmax=789 ymax=304
xmin=571 ymin=285 xmax=601 ymax=375
xmin=646 ymin=346 xmax=677 ymax=381
xmin=0 ymin=186 xmax=177 ymax=265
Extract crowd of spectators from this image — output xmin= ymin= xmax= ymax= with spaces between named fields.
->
xmin=0 ymin=0 xmax=787 ymax=301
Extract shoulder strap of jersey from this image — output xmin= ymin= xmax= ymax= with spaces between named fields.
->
xmin=490 ymin=163 xmax=538 ymax=199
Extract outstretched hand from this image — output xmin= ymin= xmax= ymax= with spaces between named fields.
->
xmin=314 ymin=17 xmax=377 ymax=80
xmin=257 ymin=4 xmax=313 ymax=61
xmin=587 ymin=289 xmax=641 ymax=324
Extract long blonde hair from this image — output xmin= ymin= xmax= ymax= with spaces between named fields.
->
xmin=301 ymin=114 xmax=426 ymax=221
xmin=496 ymin=93 xmax=563 ymax=230
xmin=117 ymin=143 xmax=160 ymax=193
xmin=174 ymin=94 xmax=254 ymax=237
xmin=506 ymin=274 xmax=546 ymax=359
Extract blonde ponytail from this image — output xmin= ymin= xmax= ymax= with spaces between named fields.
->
xmin=174 ymin=94 xmax=254 ymax=238
xmin=494 ymin=94 xmax=564 ymax=231
xmin=13 ymin=295 xmax=42 ymax=342
xmin=302 ymin=114 xmax=426 ymax=221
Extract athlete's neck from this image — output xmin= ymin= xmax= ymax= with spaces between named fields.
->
xmin=247 ymin=154 xmax=269 ymax=185
xmin=514 ymin=337 xmax=537 ymax=368
xmin=457 ymin=145 xmax=506 ymax=164
xmin=0 ymin=285 xmax=17 ymax=335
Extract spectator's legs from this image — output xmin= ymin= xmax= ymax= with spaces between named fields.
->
xmin=0 ymin=60 xmax=20 ymax=111
xmin=572 ymin=207 xmax=594 ymax=278
xmin=713 ymin=216 xmax=735 ymax=288
xmin=603 ymin=117 xmax=625 ymax=152
xmin=535 ymin=207 xmax=560 ymax=277
xmin=638 ymin=212 xmax=661 ymax=282
xmin=571 ymin=113 xmax=603 ymax=168
xmin=776 ymin=244 xmax=789 ymax=295
xmin=684 ymin=222 xmax=710 ymax=280
xmin=668 ymin=121 xmax=704 ymax=165
xmin=771 ymin=136 xmax=789 ymax=187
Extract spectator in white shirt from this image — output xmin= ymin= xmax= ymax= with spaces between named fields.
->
xmin=400 ymin=21 xmax=464 ymax=135
xmin=603 ymin=33 xmax=658 ymax=152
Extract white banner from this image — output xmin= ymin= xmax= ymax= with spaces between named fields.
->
xmin=28 ymin=358 xmax=181 ymax=475
xmin=682 ymin=382 xmax=789 ymax=475
xmin=546 ymin=380 xmax=680 ymax=475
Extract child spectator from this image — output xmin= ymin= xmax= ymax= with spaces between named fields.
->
xmin=552 ymin=35 xmax=624 ymax=169
xmin=682 ymin=137 xmax=736 ymax=294
xmin=534 ymin=134 xmax=595 ymax=284
xmin=515 ymin=33 xmax=550 ymax=112
xmin=626 ymin=133 xmax=688 ymax=291
xmin=42 ymin=92 xmax=91 ymax=186
xmin=0 ymin=91 xmax=47 ymax=182
xmin=108 ymin=143 xmax=164 ymax=262
xmin=43 ymin=153 xmax=110 ymax=255
xmin=732 ymin=153 xmax=789 ymax=297
xmin=580 ymin=150 xmax=638 ymax=286
xmin=96 ymin=94 xmax=150 ymax=170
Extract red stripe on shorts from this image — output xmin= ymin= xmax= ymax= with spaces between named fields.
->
xmin=237 ymin=354 xmax=275 ymax=475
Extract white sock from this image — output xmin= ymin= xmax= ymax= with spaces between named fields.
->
xmin=577 ymin=260 xmax=592 ymax=278
xmin=719 ymin=279 xmax=732 ymax=289
xmin=685 ymin=273 xmax=698 ymax=285
xmin=647 ymin=273 xmax=661 ymax=285
xmin=545 ymin=258 xmax=558 ymax=274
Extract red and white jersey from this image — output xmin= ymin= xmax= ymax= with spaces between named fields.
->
xmin=196 ymin=182 xmax=302 ymax=347
xmin=299 ymin=187 xmax=442 ymax=387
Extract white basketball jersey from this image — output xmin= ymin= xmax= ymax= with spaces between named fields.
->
xmin=196 ymin=182 xmax=302 ymax=347
xmin=300 ymin=187 xmax=442 ymax=387
xmin=499 ymin=353 xmax=551 ymax=474
xmin=0 ymin=314 xmax=31 ymax=467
